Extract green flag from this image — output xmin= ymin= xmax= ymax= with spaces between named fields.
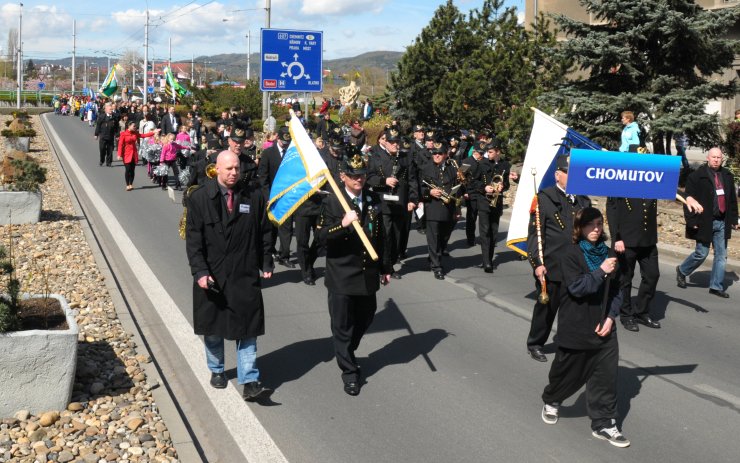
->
xmin=99 ymin=64 xmax=123 ymax=97
xmin=164 ymin=66 xmax=187 ymax=99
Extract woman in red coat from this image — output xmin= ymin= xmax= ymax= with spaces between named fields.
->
xmin=118 ymin=121 xmax=159 ymax=191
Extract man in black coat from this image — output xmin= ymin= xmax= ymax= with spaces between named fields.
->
xmin=419 ymin=142 xmax=459 ymax=280
xmin=470 ymin=140 xmax=510 ymax=273
xmin=257 ymin=126 xmax=295 ymax=267
xmin=318 ymin=152 xmax=392 ymax=396
xmin=316 ymin=112 xmax=336 ymax=142
xmin=677 ymin=148 xmax=739 ymax=298
xmin=185 ymin=151 xmax=274 ymax=402
xmin=606 ymin=195 xmax=661 ymax=332
xmin=94 ymin=102 xmax=119 ymax=166
xmin=366 ymin=128 xmax=418 ymax=278
xmin=461 ymin=143 xmax=484 ymax=246
xmin=160 ymin=106 xmax=180 ymax=135
xmin=525 ymin=155 xmax=591 ymax=362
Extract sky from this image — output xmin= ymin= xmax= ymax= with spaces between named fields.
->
xmin=0 ymin=0 xmax=525 ymax=64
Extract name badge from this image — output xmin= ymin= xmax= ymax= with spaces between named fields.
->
xmin=383 ymin=194 xmax=400 ymax=202
xmin=716 ymin=188 xmax=725 ymax=196
xmin=239 ymin=204 xmax=250 ymax=213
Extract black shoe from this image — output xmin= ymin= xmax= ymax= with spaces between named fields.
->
xmin=483 ymin=266 xmax=493 ymax=273
xmin=442 ymin=251 xmax=450 ymax=257
xmin=391 ymin=272 xmax=402 ymax=280
xmin=399 ymin=252 xmax=408 ymax=260
xmin=709 ymin=288 xmax=730 ymax=298
xmin=343 ymin=381 xmax=361 ymax=396
xmin=303 ymin=276 xmax=315 ymax=286
xmin=676 ymin=266 xmax=687 ymax=288
xmin=434 ymin=271 xmax=445 ymax=280
xmin=528 ymin=346 xmax=547 ymax=362
xmin=622 ymin=319 xmax=639 ymax=332
xmin=635 ymin=315 xmax=661 ymax=329
xmin=418 ymin=228 xmax=426 ymax=235
xmin=467 ymin=240 xmax=475 ymax=247
xmin=210 ymin=372 xmax=228 ymax=389
xmin=277 ymin=257 xmax=295 ymax=268
xmin=99 ymin=162 xmax=103 ymax=167
xmin=242 ymin=381 xmax=273 ymax=402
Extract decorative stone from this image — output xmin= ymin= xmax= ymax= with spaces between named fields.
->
xmin=38 ymin=411 xmax=60 ymax=427
xmin=67 ymin=402 xmax=84 ymax=412
xmin=57 ymin=449 xmax=74 ymax=462
xmin=126 ymin=418 xmax=144 ymax=432
xmin=14 ymin=410 xmax=30 ymax=421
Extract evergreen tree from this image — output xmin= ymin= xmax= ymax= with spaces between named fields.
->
xmin=390 ymin=0 xmax=567 ymax=161
xmin=541 ymin=0 xmax=740 ymax=153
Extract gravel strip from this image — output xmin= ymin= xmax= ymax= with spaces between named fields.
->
xmin=0 ymin=115 xmax=179 ymax=463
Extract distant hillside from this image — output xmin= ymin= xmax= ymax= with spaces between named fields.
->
xmin=34 ymin=51 xmax=404 ymax=82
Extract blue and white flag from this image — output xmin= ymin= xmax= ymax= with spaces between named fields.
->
xmin=506 ymin=108 xmax=602 ymax=256
xmin=267 ymin=111 xmax=331 ymax=226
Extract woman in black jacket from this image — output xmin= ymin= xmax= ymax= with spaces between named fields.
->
xmin=539 ymin=207 xmax=630 ymax=448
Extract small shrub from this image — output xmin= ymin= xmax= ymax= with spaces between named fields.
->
xmin=0 ymin=244 xmax=20 ymax=333
xmin=8 ymin=158 xmax=47 ymax=191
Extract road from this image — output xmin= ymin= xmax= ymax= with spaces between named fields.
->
xmin=43 ymin=113 xmax=740 ymax=462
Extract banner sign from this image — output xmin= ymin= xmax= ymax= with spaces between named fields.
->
xmin=567 ymin=149 xmax=681 ymax=199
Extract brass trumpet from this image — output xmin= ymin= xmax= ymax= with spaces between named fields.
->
xmin=486 ymin=174 xmax=504 ymax=207
xmin=179 ymin=161 xmax=217 ymax=239
xmin=423 ymin=179 xmax=462 ymax=207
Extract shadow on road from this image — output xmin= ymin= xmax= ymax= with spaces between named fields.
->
xmin=557 ymin=363 xmax=698 ymax=428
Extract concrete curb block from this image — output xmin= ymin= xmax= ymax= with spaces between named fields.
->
xmin=40 ymin=114 xmax=202 ymax=462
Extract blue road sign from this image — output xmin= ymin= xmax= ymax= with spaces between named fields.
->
xmin=147 ymin=86 xmax=155 ymax=94
xmin=260 ymin=28 xmax=323 ymax=92
xmin=37 ymin=82 xmax=45 ymax=90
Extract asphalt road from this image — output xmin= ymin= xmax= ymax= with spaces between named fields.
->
xmin=43 ymin=113 xmax=740 ymax=462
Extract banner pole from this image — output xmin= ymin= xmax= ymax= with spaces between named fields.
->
xmin=323 ymin=171 xmax=379 ymax=262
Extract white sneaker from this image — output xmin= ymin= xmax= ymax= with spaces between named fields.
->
xmin=592 ymin=426 xmax=631 ymax=448
xmin=541 ymin=403 xmax=559 ymax=425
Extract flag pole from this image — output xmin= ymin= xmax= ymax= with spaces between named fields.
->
xmin=323 ymin=167 xmax=379 ymax=262
xmin=288 ymin=109 xmax=378 ymax=261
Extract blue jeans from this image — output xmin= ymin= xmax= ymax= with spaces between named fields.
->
xmin=676 ymin=145 xmax=690 ymax=168
xmin=679 ymin=220 xmax=727 ymax=291
xmin=204 ymin=336 xmax=259 ymax=385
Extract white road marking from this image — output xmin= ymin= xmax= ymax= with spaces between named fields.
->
xmin=44 ymin=115 xmax=288 ymax=463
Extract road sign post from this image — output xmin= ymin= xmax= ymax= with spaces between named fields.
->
xmin=260 ymin=29 xmax=323 ymax=93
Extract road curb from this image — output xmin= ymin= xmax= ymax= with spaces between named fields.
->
xmin=41 ymin=114 xmax=203 ymax=462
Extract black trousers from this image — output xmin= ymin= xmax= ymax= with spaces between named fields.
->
xmin=295 ymin=213 xmax=320 ymax=276
xmin=399 ymin=211 xmax=412 ymax=256
xmin=465 ymin=197 xmax=478 ymax=244
xmin=527 ymin=279 xmax=562 ymax=348
xmin=542 ymin=336 xmax=619 ymax=431
xmin=617 ymin=245 xmax=660 ymax=320
xmin=382 ymin=213 xmax=409 ymax=268
xmin=328 ymin=292 xmax=377 ymax=383
xmin=124 ymin=162 xmax=136 ymax=186
xmin=160 ymin=161 xmax=181 ymax=187
xmin=478 ymin=206 xmax=501 ymax=267
xmin=99 ymin=138 xmax=114 ymax=165
xmin=426 ymin=219 xmax=454 ymax=272
xmin=270 ymin=217 xmax=294 ymax=259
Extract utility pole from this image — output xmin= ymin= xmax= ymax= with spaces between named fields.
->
xmin=262 ymin=0 xmax=271 ymax=120
xmin=191 ymin=53 xmax=194 ymax=86
xmin=72 ymin=19 xmax=76 ymax=94
xmin=143 ymin=9 xmax=149 ymax=105
xmin=16 ymin=1 xmax=22 ymax=109
xmin=168 ymin=37 xmax=171 ymax=68
xmin=246 ymin=31 xmax=251 ymax=81
xmin=83 ymin=59 xmax=87 ymax=91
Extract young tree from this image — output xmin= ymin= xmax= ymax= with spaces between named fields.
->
xmin=541 ymin=0 xmax=740 ymax=152
xmin=6 ymin=28 xmax=18 ymax=76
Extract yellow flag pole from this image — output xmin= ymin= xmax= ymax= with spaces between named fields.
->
xmin=322 ymin=171 xmax=379 ymax=261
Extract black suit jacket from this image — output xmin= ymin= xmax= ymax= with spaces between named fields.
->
xmin=160 ymin=114 xmax=181 ymax=135
xmin=366 ymin=149 xmax=418 ymax=214
xmin=94 ymin=112 xmax=119 ymax=140
xmin=526 ymin=186 xmax=591 ymax=282
xmin=683 ymin=164 xmax=738 ymax=243
xmin=419 ymin=161 xmax=458 ymax=222
xmin=319 ymin=188 xmax=390 ymax=296
xmin=606 ymin=197 xmax=658 ymax=247
xmin=257 ymin=144 xmax=285 ymax=198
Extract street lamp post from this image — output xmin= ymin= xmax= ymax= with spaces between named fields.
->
xmin=17 ymin=2 xmax=23 ymax=109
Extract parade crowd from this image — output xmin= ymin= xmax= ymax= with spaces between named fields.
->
xmin=54 ymin=94 xmax=739 ymax=449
